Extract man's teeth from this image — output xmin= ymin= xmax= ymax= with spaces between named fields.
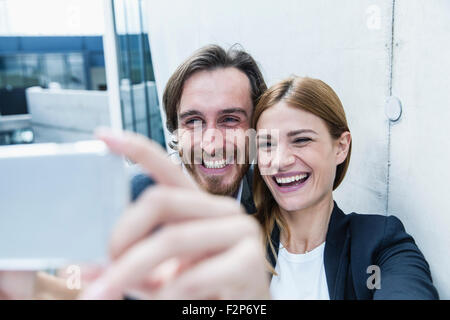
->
xmin=275 ymin=174 xmax=308 ymax=184
xmin=203 ymin=159 xmax=227 ymax=169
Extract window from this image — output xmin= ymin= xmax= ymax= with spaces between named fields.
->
xmin=112 ymin=0 xmax=166 ymax=148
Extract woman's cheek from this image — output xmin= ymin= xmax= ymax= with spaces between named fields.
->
xmin=258 ymin=152 xmax=275 ymax=176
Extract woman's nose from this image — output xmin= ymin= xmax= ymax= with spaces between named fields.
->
xmin=273 ymin=146 xmax=296 ymax=171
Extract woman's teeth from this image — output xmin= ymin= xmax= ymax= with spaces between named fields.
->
xmin=203 ymin=159 xmax=227 ymax=169
xmin=275 ymin=173 xmax=308 ymax=185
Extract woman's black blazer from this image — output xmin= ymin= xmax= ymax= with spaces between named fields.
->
xmin=267 ymin=202 xmax=439 ymax=299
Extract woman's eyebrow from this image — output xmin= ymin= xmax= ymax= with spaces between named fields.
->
xmin=287 ymin=129 xmax=317 ymax=137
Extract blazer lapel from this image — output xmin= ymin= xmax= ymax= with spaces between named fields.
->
xmin=241 ymin=167 xmax=257 ymax=214
xmin=324 ymin=202 xmax=350 ymax=300
xmin=268 ymin=221 xmax=281 ymax=268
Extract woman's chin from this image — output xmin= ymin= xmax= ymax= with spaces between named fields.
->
xmin=276 ymin=199 xmax=308 ymax=212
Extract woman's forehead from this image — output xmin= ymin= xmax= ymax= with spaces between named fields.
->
xmin=257 ymin=102 xmax=325 ymax=131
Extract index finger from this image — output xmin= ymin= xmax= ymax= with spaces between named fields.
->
xmin=95 ymin=127 xmax=197 ymax=190
xmin=80 ymin=214 xmax=259 ymax=300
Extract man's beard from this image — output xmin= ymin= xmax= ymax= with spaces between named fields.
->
xmin=181 ymin=144 xmax=250 ymax=196
xmin=185 ymin=163 xmax=249 ymax=196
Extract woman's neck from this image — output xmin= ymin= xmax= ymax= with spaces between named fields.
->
xmin=279 ymin=193 xmax=334 ymax=254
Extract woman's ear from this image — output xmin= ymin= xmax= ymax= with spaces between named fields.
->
xmin=335 ymin=131 xmax=351 ymax=165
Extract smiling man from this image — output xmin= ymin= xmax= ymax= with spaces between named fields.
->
xmin=176 ymin=67 xmax=252 ymax=196
xmin=132 ymin=44 xmax=267 ymax=211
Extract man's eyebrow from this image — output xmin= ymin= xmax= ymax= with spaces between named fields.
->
xmin=287 ymin=129 xmax=317 ymax=137
xmin=179 ymin=108 xmax=247 ymax=120
xmin=178 ymin=110 xmax=204 ymax=120
xmin=218 ymin=108 xmax=248 ymax=117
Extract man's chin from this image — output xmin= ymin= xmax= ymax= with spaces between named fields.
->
xmin=198 ymin=174 xmax=241 ymax=196
xmin=189 ymin=164 xmax=248 ymax=196
xmin=203 ymin=183 xmax=238 ymax=196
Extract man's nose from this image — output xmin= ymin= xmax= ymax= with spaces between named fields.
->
xmin=200 ymin=128 xmax=224 ymax=156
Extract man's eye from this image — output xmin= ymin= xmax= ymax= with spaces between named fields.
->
xmin=185 ymin=119 xmax=204 ymax=126
xmin=221 ymin=117 xmax=240 ymax=124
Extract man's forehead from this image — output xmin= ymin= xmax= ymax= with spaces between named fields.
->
xmin=178 ymin=68 xmax=253 ymax=116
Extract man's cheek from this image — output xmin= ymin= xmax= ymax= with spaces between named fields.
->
xmin=177 ymin=132 xmax=197 ymax=164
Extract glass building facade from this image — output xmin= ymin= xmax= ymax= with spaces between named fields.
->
xmin=0 ymin=36 xmax=106 ymax=145
xmin=112 ymin=0 xmax=166 ymax=148
xmin=0 ymin=36 xmax=106 ymax=114
xmin=0 ymin=0 xmax=166 ymax=147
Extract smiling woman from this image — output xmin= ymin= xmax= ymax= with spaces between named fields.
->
xmin=252 ymin=76 xmax=439 ymax=300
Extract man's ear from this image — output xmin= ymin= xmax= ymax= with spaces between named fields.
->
xmin=170 ymin=128 xmax=183 ymax=157
xmin=335 ymin=131 xmax=351 ymax=165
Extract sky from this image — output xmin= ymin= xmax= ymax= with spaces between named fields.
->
xmin=0 ymin=0 xmax=105 ymax=36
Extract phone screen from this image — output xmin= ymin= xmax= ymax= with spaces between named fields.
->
xmin=0 ymin=140 xmax=130 ymax=270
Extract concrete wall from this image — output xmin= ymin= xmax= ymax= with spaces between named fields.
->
xmin=25 ymin=87 xmax=110 ymax=143
xmin=388 ymin=0 xmax=450 ymax=299
xmin=143 ymin=0 xmax=450 ymax=298
xmin=25 ymin=82 xmax=164 ymax=145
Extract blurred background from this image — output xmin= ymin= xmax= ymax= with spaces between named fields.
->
xmin=0 ymin=0 xmax=165 ymax=146
xmin=0 ymin=0 xmax=449 ymax=298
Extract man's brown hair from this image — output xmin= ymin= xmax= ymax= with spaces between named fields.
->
xmin=163 ymin=44 xmax=267 ymax=142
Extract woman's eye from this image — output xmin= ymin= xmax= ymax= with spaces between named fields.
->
xmin=258 ymin=141 xmax=273 ymax=148
xmin=293 ymin=137 xmax=311 ymax=144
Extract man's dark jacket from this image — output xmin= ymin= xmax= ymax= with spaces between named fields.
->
xmin=130 ymin=169 xmax=256 ymax=213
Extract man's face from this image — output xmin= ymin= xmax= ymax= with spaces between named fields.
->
xmin=176 ymin=67 xmax=253 ymax=196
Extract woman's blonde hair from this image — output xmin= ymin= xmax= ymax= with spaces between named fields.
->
xmin=252 ymin=76 xmax=352 ymax=270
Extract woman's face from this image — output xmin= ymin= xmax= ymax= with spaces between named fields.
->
xmin=256 ymin=102 xmax=350 ymax=212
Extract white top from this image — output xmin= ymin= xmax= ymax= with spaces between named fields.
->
xmin=270 ymin=242 xmax=330 ymax=300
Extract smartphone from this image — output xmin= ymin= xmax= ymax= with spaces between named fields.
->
xmin=0 ymin=140 xmax=130 ymax=270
